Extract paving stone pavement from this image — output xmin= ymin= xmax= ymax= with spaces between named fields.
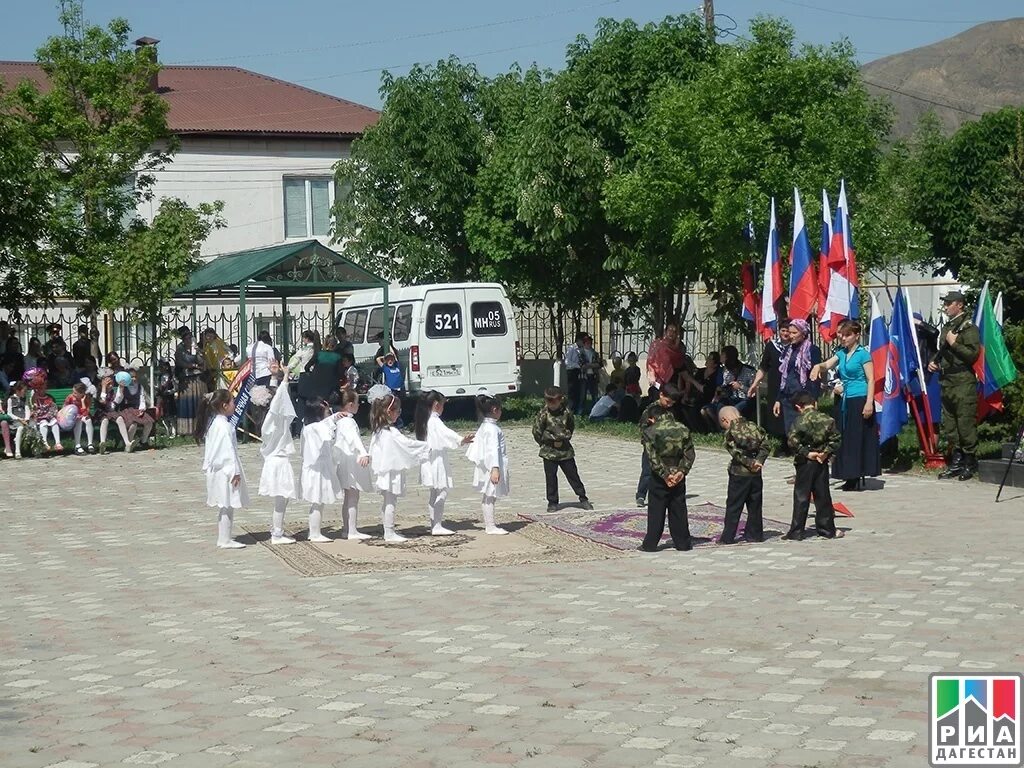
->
xmin=1 ymin=425 xmax=1022 ymax=768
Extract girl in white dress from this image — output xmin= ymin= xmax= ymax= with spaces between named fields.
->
xmin=197 ymin=389 xmax=250 ymax=549
xmin=466 ymin=394 xmax=509 ymax=535
xmin=368 ymin=394 xmax=430 ymax=542
xmin=414 ymin=391 xmax=473 ymax=535
xmin=300 ymin=400 xmax=342 ymax=543
xmin=333 ymin=389 xmax=372 ymax=540
xmin=258 ymin=382 xmax=298 ymax=545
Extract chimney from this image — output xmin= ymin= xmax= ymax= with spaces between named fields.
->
xmin=134 ymin=36 xmax=160 ymax=91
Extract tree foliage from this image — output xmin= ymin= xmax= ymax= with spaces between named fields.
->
xmin=604 ymin=18 xmax=891 ymax=326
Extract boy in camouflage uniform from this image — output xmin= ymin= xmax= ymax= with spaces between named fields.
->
xmin=718 ymin=405 xmax=768 ymax=544
xmin=533 ymin=387 xmax=593 ymax=513
xmin=785 ymin=392 xmax=843 ymax=541
xmin=639 ymin=385 xmax=695 ymax=552
xmin=635 ymin=385 xmax=681 ymax=506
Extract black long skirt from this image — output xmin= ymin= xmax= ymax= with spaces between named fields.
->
xmin=831 ymin=395 xmax=881 ymax=480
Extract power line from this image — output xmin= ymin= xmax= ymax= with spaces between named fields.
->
xmin=774 ymin=0 xmax=989 ymax=25
xmin=171 ymin=0 xmax=623 ymax=65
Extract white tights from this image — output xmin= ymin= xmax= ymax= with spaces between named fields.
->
xmin=100 ymin=417 xmax=133 ymax=446
xmin=481 ymin=495 xmax=508 ymax=535
xmin=343 ymin=489 xmax=369 ymax=538
xmin=39 ymin=421 xmax=59 ymax=447
xmin=381 ymin=491 xmax=406 ymax=541
xmin=271 ymin=496 xmax=288 ymax=539
xmin=73 ymin=418 xmax=94 ymax=447
xmin=217 ymin=507 xmax=234 ymax=545
xmin=428 ymin=488 xmax=454 ymax=534
xmin=308 ymin=503 xmax=323 ymax=539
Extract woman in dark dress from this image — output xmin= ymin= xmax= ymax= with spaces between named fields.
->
xmin=301 ymin=334 xmax=345 ymax=405
xmin=173 ymin=326 xmax=207 ymax=435
xmin=748 ymin=325 xmax=789 ymax=439
xmin=773 ymin=319 xmax=821 ymax=436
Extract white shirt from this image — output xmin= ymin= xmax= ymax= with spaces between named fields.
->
xmin=564 ymin=344 xmax=582 ymax=371
xmin=589 ymin=395 xmax=616 ymax=419
xmin=249 ymin=340 xmax=275 ymax=380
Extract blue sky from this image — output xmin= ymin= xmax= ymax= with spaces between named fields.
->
xmin=2 ymin=0 xmax=1021 ymax=109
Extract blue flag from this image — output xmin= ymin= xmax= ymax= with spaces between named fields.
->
xmin=878 ymin=289 xmax=920 ymax=443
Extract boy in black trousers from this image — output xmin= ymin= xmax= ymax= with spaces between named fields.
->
xmin=785 ymin=392 xmax=843 ymax=540
xmin=532 ymin=387 xmax=593 ymax=513
xmin=718 ymin=404 xmax=768 ymax=544
xmin=639 ymin=383 xmax=695 ymax=552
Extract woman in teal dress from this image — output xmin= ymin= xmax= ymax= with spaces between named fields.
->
xmin=811 ymin=319 xmax=881 ymax=491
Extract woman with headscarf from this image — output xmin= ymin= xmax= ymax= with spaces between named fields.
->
xmin=773 ymin=319 xmax=821 ymax=436
xmin=174 ymin=326 xmax=207 ymax=435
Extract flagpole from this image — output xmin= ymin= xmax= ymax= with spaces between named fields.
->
xmin=903 ymin=287 xmax=942 ymax=464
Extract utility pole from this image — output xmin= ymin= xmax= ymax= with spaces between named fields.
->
xmin=703 ymin=0 xmax=715 ymax=38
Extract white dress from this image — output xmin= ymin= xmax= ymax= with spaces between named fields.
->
xmin=203 ymin=414 xmax=250 ymax=508
xmin=466 ymin=418 xmax=510 ymax=498
xmin=258 ymin=383 xmax=297 ymax=499
xmin=420 ymin=413 xmax=463 ymax=489
xmin=333 ymin=415 xmax=372 ymax=492
xmin=369 ymin=426 xmax=430 ymax=496
xmin=300 ymin=417 xmax=341 ymax=505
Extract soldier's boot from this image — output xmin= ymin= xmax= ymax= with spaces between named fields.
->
xmin=938 ymin=449 xmax=964 ymax=479
xmin=958 ymin=453 xmax=978 ymax=481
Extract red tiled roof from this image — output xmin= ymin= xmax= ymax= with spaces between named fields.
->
xmin=0 ymin=61 xmax=379 ymax=137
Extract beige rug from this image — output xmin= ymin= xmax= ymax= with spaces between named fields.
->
xmin=239 ymin=518 xmax=626 ymax=577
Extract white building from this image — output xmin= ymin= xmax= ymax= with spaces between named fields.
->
xmin=0 ymin=45 xmax=379 ymax=360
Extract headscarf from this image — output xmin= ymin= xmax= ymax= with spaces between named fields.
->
xmin=779 ymin=319 xmax=813 ymax=387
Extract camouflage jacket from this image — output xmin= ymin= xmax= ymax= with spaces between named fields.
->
xmin=641 ymin=414 xmax=696 ymax=480
xmin=787 ymin=408 xmax=841 ymax=462
xmin=937 ymin=312 xmax=980 ymax=377
xmin=724 ymin=417 xmax=769 ymax=476
xmin=639 ymin=402 xmax=672 ymax=428
xmin=533 ymin=406 xmax=575 ymax=461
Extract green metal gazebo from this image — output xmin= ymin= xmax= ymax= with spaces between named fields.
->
xmin=175 ymin=239 xmax=389 ymax=358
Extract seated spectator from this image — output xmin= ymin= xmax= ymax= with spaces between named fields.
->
xmin=157 ymin=359 xmax=177 ymax=438
xmin=71 ymin=325 xmax=92 ymax=368
xmin=623 ymin=351 xmax=642 ymax=397
xmin=608 ymin=352 xmax=626 ymax=397
xmin=64 ymin=381 xmax=95 ymax=455
xmin=702 ymin=345 xmax=756 ymax=430
xmin=589 ymin=384 xmax=619 ymax=421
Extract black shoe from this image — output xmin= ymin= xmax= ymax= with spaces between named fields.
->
xmin=675 ymin=541 xmax=693 ymax=551
xmin=717 ymin=538 xmax=737 ymax=545
xmin=781 ymin=531 xmax=804 ymax=541
xmin=545 ymin=504 xmax=558 ymax=513
xmin=579 ymin=498 xmax=594 ymax=510
xmin=637 ymin=544 xmax=658 ymax=552
xmin=840 ymin=479 xmax=859 ymax=491
xmin=743 ymin=535 xmax=764 ymax=543
xmin=938 ymin=450 xmax=964 ymax=479
xmin=958 ymin=455 xmax=978 ymax=481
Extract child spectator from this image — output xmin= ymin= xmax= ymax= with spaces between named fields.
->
xmin=197 ymin=389 xmax=249 ymax=549
xmin=608 ymin=352 xmax=626 ymax=392
xmin=114 ymin=367 xmax=154 ymax=451
xmin=65 ymin=382 xmax=95 ymax=455
xmin=639 ymin=385 xmax=695 ymax=552
xmin=0 ymin=395 xmax=13 ymax=458
xmin=589 ymin=383 xmax=619 ymax=421
xmin=532 ymin=387 xmax=593 ymax=513
xmin=32 ymin=383 xmax=61 ymax=453
xmin=415 ymin=390 xmax=473 ymax=535
xmin=467 ymin=394 xmax=510 ymax=534
xmin=718 ymin=405 xmax=768 ymax=544
xmin=333 ymin=389 xmax=372 ymax=540
xmin=369 ymin=393 xmax=430 ymax=542
xmin=784 ymin=392 xmax=843 ymax=541
xmin=340 ymin=353 xmax=360 ymax=392
xmin=6 ymin=381 xmax=30 ymax=458
xmin=300 ymin=399 xmax=342 ymax=543
xmin=376 ymin=348 xmax=404 ymax=394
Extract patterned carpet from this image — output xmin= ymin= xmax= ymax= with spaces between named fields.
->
xmin=520 ymin=502 xmax=791 ymax=551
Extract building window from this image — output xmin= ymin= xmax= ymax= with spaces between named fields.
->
xmin=284 ymin=177 xmax=333 ymax=239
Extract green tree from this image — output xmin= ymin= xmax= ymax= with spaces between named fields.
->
xmin=604 ymin=17 xmax=891 ymax=327
xmin=11 ymin=0 xmax=175 ymax=312
xmin=332 ymin=58 xmax=486 ymax=285
xmin=0 ymin=91 xmax=58 ymax=311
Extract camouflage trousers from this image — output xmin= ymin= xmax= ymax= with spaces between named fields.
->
xmin=939 ymin=373 xmax=978 ymax=455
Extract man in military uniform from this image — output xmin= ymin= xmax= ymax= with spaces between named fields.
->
xmin=785 ymin=392 xmax=842 ymax=541
xmin=718 ymin=405 xmax=769 ymax=544
xmin=639 ymin=384 xmax=695 ymax=552
xmin=927 ymin=290 xmax=981 ymax=480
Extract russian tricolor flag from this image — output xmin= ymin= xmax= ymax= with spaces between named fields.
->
xmin=788 ymin=188 xmax=816 ymax=321
xmin=760 ymin=198 xmax=783 ymax=339
xmin=868 ymin=292 xmax=887 ymax=412
xmin=818 ymin=190 xmax=833 ymax=337
xmin=820 ymin=181 xmax=860 ymax=341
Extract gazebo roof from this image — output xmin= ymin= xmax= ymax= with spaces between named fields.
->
xmin=175 ymin=239 xmax=386 ymax=298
